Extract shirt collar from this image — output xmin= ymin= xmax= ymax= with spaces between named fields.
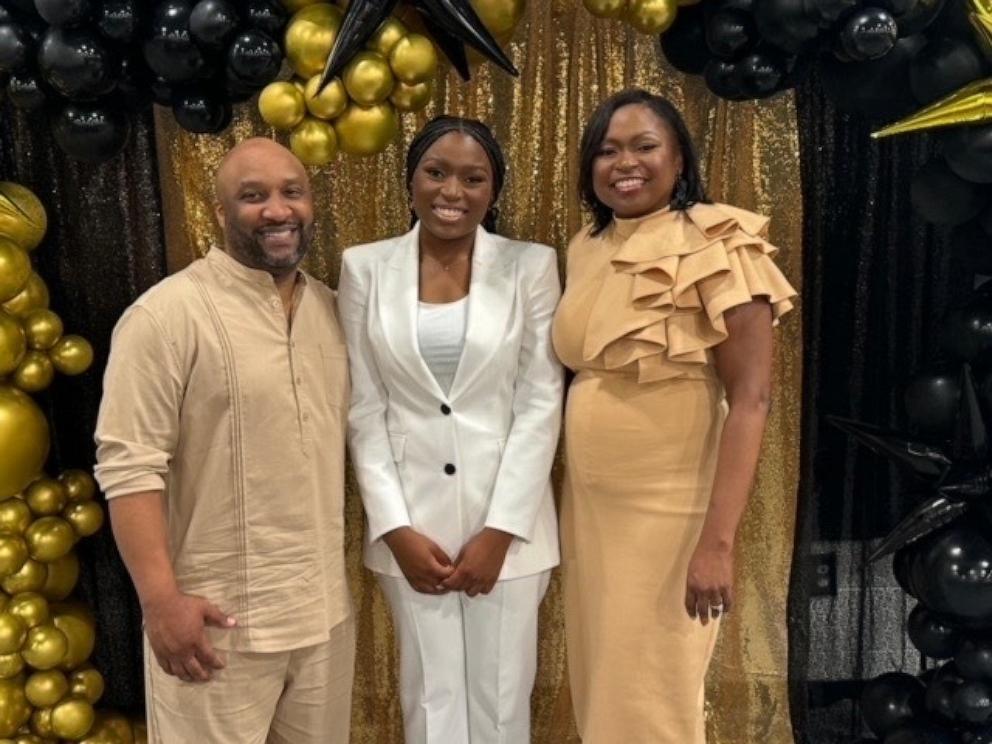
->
xmin=206 ymin=247 xmax=308 ymax=291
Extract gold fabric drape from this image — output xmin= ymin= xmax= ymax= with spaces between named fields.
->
xmin=153 ymin=3 xmax=803 ymax=741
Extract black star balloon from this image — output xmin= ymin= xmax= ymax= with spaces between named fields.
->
xmin=829 ymin=364 xmax=992 ymax=561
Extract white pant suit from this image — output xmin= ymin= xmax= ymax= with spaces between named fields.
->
xmin=337 ymin=224 xmax=563 ymax=743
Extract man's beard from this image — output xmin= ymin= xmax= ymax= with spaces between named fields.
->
xmin=225 ymin=218 xmax=314 ymax=272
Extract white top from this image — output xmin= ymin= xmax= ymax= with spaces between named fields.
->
xmin=417 ymin=296 xmax=468 ymax=394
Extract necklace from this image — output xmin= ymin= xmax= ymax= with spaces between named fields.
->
xmin=422 ymin=250 xmax=470 ymax=272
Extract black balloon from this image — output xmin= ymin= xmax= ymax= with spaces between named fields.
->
xmin=895 ymin=0 xmax=945 ymax=36
xmin=37 ymin=27 xmax=117 ymax=101
xmin=881 ymin=723 xmax=957 ymax=744
xmin=704 ymin=58 xmax=745 ymax=100
xmin=838 ymin=8 xmax=898 ymax=62
xmin=972 ymin=725 xmax=992 ymax=743
xmin=659 ymin=4 xmax=709 ymax=75
xmin=52 ymin=103 xmax=130 ymax=162
xmin=189 ymin=0 xmax=239 ymax=50
xmin=861 ymin=672 xmax=924 ymax=738
xmin=34 ymin=0 xmax=92 ymax=27
xmin=143 ymin=1 xmax=206 ymax=84
xmin=955 ymin=638 xmax=992 ymax=679
xmin=6 ymin=69 xmax=46 ymax=110
xmin=735 ymin=51 xmax=785 ymax=98
xmin=706 ymin=10 xmax=754 ymax=60
xmin=910 ymin=37 xmax=987 ymax=106
xmin=905 ymin=369 xmax=961 ymax=441
xmin=96 ymin=0 xmax=139 ymax=44
xmin=245 ymin=0 xmax=286 ymax=37
xmin=149 ymin=76 xmax=174 ymax=106
xmin=943 ymin=292 xmax=992 ymax=365
xmin=950 ymin=221 xmax=992 ymax=277
xmin=913 ymin=521 xmax=992 ymax=627
xmin=226 ymin=29 xmax=280 ymax=87
xmin=954 ymin=679 xmax=992 ymax=724
xmin=944 ymin=126 xmax=992 ymax=185
xmin=805 ymin=0 xmax=859 ymax=26
xmin=876 ymin=0 xmax=917 ymax=15
xmin=172 ymin=88 xmax=232 ymax=134
xmin=910 ymin=157 xmax=985 ymax=226
xmin=820 ymin=35 xmax=925 ymax=119
xmin=925 ymin=676 xmax=961 ymax=720
xmin=908 ymin=604 xmax=961 ymax=658
xmin=0 ymin=23 xmax=32 ymax=74
xmin=752 ymin=0 xmax=820 ymax=54
xmin=893 ymin=547 xmax=917 ymax=596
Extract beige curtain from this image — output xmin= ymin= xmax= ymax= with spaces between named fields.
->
xmin=153 ymin=2 xmax=802 ymax=741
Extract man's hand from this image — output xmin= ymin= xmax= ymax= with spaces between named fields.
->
xmin=441 ymin=528 xmax=514 ymax=597
xmin=383 ymin=527 xmax=455 ymax=594
xmin=143 ymin=592 xmax=236 ymax=682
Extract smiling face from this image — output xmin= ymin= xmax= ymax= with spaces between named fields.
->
xmin=591 ymin=103 xmax=684 ymax=220
xmin=410 ymin=131 xmax=495 ymax=243
xmin=214 ymin=139 xmax=315 ymax=275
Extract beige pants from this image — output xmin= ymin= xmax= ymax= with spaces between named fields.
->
xmin=144 ymin=616 xmax=354 ymax=744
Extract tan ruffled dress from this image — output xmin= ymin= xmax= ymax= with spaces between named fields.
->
xmin=551 ymin=203 xmax=796 ymax=743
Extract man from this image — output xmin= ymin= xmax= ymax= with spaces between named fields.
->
xmin=95 ymin=138 xmax=353 ymax=743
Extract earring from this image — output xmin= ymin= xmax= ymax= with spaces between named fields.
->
xmin=673 ymin=174 xmax=689 ymax=206
xmin=486 ymin=204 xmax=500 ymax=227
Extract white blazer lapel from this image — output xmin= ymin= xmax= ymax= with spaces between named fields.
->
xmin=448 ymin=226 xmax=514 ymax=400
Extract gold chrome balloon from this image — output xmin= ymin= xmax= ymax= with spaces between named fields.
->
xmin=21 ymin=310 xmax=62 ymax=352
xmin=0 ymin=534 xmax=27 ymax=580
xmin=39 ymin=553 xmax=78 ymax=602
xmin=7 ymin=593 xmax=48 ymax=630
xmin=367 ymin=17 xmax=407 ymax=57
xmin=11 ymin=352 xmax=54 ymax=394
xmin=1 ymin=273 xmax=48 ymax=319
xmin=258 ymin=82 xmax=307 ymax=132
xmin=0 ymin=678 xmax=31 ymax=737
xmin=0 ymin=183 xmax=46 ymax=252
xmin=53 ymin=606 xmax=94 ymax=671
xmin=30 ymin=706 xmax=54 ymax=739
xmin=0 ymin=613 xmax=26 ymax=655
xmin=21 ymin=624 xmax=68 ymax=670
xmin=343 ymin=51 xmax=394 ymax=105
xmin=133 ymin=720 xmax=147 ymax=744
xmin=470 ymin=0 xmax=526 ymax=34
xmin=281 ymin=0 xmax=325 ymax=10
xmin=48 ymin=335 xmax=93 ymax=376
xmin=304 ymin=75 xmax=348 ymax=120
xmin=390 ymin=80 xmax=433 ymax=112
xmin=62 ymin=502 xmax=103 ymax=539
xmin=51 ymin=696 xmax=94 ymax=739
xmin=90 ymin=711 xmax=133 ymax=744
xmin=289 ymin=118 xmax=339 ymax=167
xmin=0 ymin=241 xmax=29 ymax=304
xmin=0 ymin=499 xmax=31 ymax=537
xmin=25 ymin=518 xmax=75 ymax=564
xmin=0 ymin=386 xmax=49 ymax=499
xmin=0 ymin=652 xmax=23 ymax=679
xmin=285 ymin=4 xmax=343 ymax=79
xmin=2 ymin=559 xmax=47 ymax=595
xmin=625 ymin=0 xmax=677 ymax=33
xmin=334 ymin=103 xmax=399 ymax=156
xmin=24 ymin=479 xmax=67 ymax=518
xmin=583 ymin=0 xmax=627 ymax=17
xmin=25 ymin=669 xmax=67 ymax=708
xmin=388 ymin=34 xmax=438 ymax=85
xmin=0 ymin=312 xmax=26 ymax=377
xmin=59 ymin=471 xmax=95 ymax=504
xmin=68 ymin=667 xmax=103 ymax=705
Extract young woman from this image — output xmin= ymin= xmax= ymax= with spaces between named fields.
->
xmin=337 ymin=116 xmax=562 ymax=744
xmin=552 ymin=89 xmax=797 ymax=742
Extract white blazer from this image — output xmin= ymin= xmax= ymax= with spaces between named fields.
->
xmin=337 ymin=224 xmax=562 ymax=580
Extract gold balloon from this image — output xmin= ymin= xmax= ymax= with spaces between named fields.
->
xmin=281 ymin=0 xmax=324 ymax=10
xmin=0 ymin=500 xmax=31 ymax=537
xmin=133 ymin=721 xmax=147 ymax=744
xmin=0 ymin=536 xmax=27 ymax=580
xmin=16 ymin=733 xmax=49 ymax=744
xmin=388 ymin=34 xmax=438 ymax=85
xmin=29 ymin=706 xmax=54 ymax=739
xmin=21 ymin=624 xmax=68 ymax=671
xmin=0 ymin=652 xmax=23 ymax=679
xmin=303 ymin=75 xmax=348 ymax=120
xmin=389 ymin=80 xmax=434 ymax=112
xmin=583 ymin=0 xmax=627 ymax=18
xmin=0 ymin=678 xmax=31 ymax=737
xmin=87 ymin=712 xmax=132 ymax=744
xmin=59 ymin=471 xmax=95 ymax=504
xmin=0 ymin=614 xmax=26 ymax=655
xmin=624 ymin=0 xmax=677 ymax=33
xmin=25 ymin=670 xmax=67 ymax=708
xmin=0 ymin=312 xmax=25 ymax=377
xmin=343 ymin=51 xmax=394 ymax=106
xmin=0 ymin=184 xmax=46 ymax=253
xmin=39 ymin=553 xmax=78 ymax=602
xmin=48 ymin=335 xmax=93 ymax=376
xmin=50 ymin=696 xmax=93 ymax=740
xmin=258 ymin=82 xmax=307 ymax=132
xmin=24 ymin=480 xmax=67 ymax=518
xmin=284 ymin=4 xmax=343 ymax=79
xmin=22 ymin=310 xmax=61 ymax=352
xmin=53 ymin=607 xmax=94 ymax=671
xmin=62 ymin=503 xmax=103 ymax=540
xmin=0 ymin=386 xmax=49 ymax=500
xmin=334 ymin=103 xmax=399 ymax=156
xmin=367 ymin=17 xmax=407 ymax=57
xmin=469 ymin=0 xmax=526 ymax=34
xmin=7 ymin=594 xmax=48 ymax=630
xmin=289 ymin=118 xmax=339 ymax=167
xmin=2 ymin=274 xmax=48 ymax=319
xmin=2 ymin=560 xmax=47 ymax=595
xmin=0 ymin=241 xmax=29 ymax=305
xmin=11 ymin=353 xmax=54 ymax=394
xmin=25 ymin=519 xmax=74 ymax=564
xmin=68 ymin=667 xmax=103 ymax=705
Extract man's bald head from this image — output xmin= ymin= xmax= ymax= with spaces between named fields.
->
xmin=215 ymin=137 xmax=308 ymax=202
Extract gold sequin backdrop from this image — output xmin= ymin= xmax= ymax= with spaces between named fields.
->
xmin=153 ymin=2 xmax=802 ymax=741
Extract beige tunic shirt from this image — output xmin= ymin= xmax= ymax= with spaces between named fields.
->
xmin=94 ymin=248 xmax=350 ymax=653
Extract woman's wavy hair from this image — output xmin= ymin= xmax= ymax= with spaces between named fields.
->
xmin=405 ymin=115 xmax=507 ymax=233
xmin=579 ymin=89 xmax=709 ymax=235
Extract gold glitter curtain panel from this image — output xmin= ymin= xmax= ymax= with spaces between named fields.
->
xmin=154 ymin=3 xmax=803 ymax=741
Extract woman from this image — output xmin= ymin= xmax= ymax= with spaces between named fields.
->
xmin=337 ymin=116 xmax=562 ymax=744
xmin=552 ymin=89 xmax=797 ymax=742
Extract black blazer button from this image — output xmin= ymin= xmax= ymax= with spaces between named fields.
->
xmin=444 ymin=463 xmax=456 ymax=475
xmin=441 ymin=404 xmax=451 ymax=415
